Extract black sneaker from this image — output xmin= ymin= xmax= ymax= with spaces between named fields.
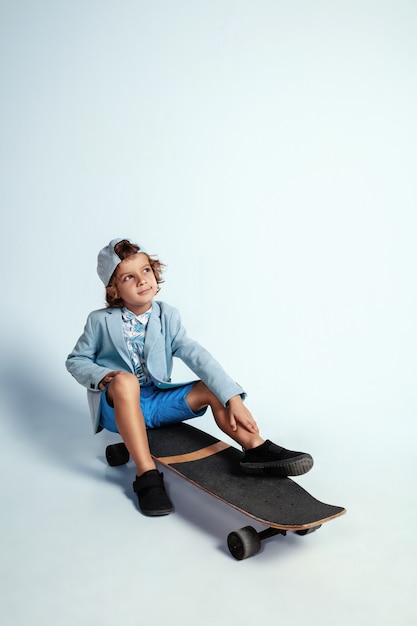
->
xmin=133 ymin=470 xmax=174 ymax=516
xmin=240 ymin=440 xmax=314 ymax=477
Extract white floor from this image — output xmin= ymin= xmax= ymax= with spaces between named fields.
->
xmin=1 ymin=370 xmax=416 ymax=626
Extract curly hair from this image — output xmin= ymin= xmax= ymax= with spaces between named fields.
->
xmin=105 ymin=239 xmax=165 ymax=308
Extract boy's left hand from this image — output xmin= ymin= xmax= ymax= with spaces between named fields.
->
xmin=227 ymin=396 xmax=259 ymax=434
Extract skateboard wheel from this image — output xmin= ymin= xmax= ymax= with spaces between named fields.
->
xmin=106 ymin=443 xmax=130 ymax=466
xmin=227 ymin=526 xmax=261 ymax=561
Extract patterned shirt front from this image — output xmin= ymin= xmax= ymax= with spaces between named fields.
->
xmin=121 ymin=306 xmax=152 ymax=386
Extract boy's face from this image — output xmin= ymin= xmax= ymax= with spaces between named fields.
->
xmin=114 ymin=253 xmax=158 ymax=315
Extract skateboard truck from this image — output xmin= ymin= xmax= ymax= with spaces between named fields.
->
xmin=227 ymin=524 xmax=322 ymax=561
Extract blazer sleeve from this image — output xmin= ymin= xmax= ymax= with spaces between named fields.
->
xmin=168 ymin=309 xmax=246 ymax=406
xmin=66 ymin=313 xmax=114 ymax=391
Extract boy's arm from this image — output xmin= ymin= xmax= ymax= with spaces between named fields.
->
xmin=169 ymin=312 xmax=246 ymax=407
xmin=66 ymin=314 xmax=115 ymax=390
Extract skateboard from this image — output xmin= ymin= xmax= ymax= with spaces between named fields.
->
xmin=105 ymin=422 xmax=346 ymax=560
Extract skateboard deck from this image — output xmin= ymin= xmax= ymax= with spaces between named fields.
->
xmin=145 ymin=423 xmax=346 ymax=559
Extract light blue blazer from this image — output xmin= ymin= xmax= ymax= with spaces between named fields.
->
xmin=66 ymin=301 xmax=246 ymax=432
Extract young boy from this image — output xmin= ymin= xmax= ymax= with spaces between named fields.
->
xmin=66 ymin=238 xmax=313 ymax=516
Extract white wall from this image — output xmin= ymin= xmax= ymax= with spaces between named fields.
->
xmin=2 ymin=0 xmax=416 ymax=435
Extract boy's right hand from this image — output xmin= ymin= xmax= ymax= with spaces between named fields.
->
xmin=98 ymin=371 xmax=124 ymax=390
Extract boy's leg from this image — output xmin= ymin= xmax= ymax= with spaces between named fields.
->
xmin=186 ymin=381 xmax=314 ymax=477
xmin=106 ymin=373 xmax=173 ymax=515
xmin=106 ymin=373 xmax=156 ymax=475
xmin=186 ymin=381 xmax=264 ymax=450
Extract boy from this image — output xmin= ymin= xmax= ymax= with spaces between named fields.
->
xmin=66 ymin=238 xmax=313 ymax=516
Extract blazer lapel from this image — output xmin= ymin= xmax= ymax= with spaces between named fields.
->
xmin=105 ymin=308 xmax=132 ymax=370
xmin=144 ymin=301 xmax=162 ymax=361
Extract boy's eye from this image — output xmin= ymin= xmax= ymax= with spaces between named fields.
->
xmin=123 ymin=275 xmax=133 ymax=281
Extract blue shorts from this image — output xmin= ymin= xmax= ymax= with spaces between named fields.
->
xmin=99 ymin=382 xmax=207 ymax=433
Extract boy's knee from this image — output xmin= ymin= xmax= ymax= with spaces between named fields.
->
xmin=109 ymin=372 xmax=139 ymax=397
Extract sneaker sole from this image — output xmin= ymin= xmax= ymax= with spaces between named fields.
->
xmin=141 ymin=507 xmax=174 ymax=517
xmin=240 ymin=454 xmax=314 ymax=477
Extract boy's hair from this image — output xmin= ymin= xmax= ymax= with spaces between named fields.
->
xmin=105 ymin=239 xmax=165 ymax=308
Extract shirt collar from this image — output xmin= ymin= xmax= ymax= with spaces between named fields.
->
xmin=121 ymin=306 xmax=152 ymax=325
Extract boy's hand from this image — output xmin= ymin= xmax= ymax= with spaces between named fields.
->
xmin=98 ymin=371 xmax=123 ymax=390
xmin=227 ymin=395 xmax=259 ymax=434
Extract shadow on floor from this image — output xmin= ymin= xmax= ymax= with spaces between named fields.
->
xmin=0 ymin=348 xmax=104 ymax=481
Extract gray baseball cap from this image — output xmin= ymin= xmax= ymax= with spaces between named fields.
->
xmin=97 ymin=238 xmax=146 ymax=286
